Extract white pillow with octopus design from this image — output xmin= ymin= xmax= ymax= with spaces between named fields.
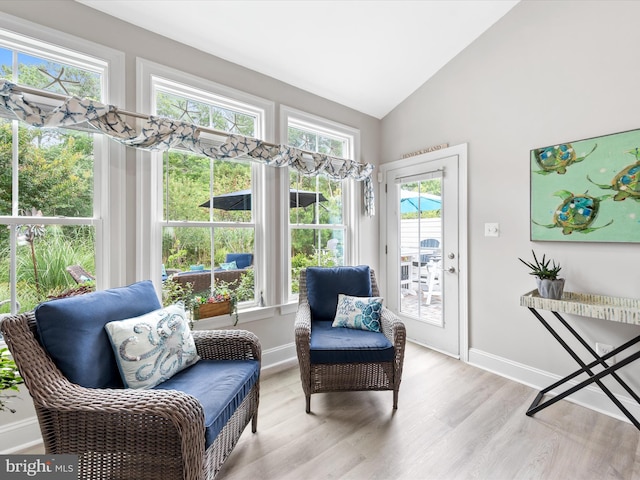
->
xmin=332 ymin=294 xmax=384 ymax=332
xmin=105 ymin=302 xmax=199 ymax=389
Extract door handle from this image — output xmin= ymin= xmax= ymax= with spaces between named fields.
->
xmin=447 ymin=266 xmax=456 ymax=274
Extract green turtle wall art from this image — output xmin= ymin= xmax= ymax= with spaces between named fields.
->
xmin=531 ymin=128 xmax=640 ymax=242
xmin=532 ymin=190 xmax=613 ymax=235
xmin=587 ymin=147 xmax=640 ymax=202
xmin=533 ymin=143 xmax=597 ymax=175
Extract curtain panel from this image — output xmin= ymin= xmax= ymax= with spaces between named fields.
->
xmin=0 ymin=80 xmax=375 ymax=216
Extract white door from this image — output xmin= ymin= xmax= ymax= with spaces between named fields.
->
xmin=381 ymin=145 xmax=467 ymax=358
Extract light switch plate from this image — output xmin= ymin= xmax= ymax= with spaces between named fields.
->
xmin=484 ymin=223 xmax=499 ymax=237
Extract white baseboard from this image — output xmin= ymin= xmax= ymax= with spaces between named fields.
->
xmin=468 ymin=348 xmax=640 ymax=426
xmin=261 ymin=343 xmax=296 ymax=372
xmin=0 ymin=417 xmax=41 ymax=453
xmin=0 ymin=344 xmax=298 ymax=454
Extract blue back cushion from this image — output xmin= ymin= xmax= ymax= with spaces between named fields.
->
xmin=306 ymin=266 xmax=372 ymax=321
xmin=35 ymin=280 xmax=162 ymax=389
xmin=225 ymin=253 xmax=253 ymax=269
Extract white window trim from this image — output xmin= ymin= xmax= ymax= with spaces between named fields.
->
xmin=280 ymin=105 xmax=361 ymax=303
xmin=136 ymin=58 xmax=275 ymax=306
xmin=0 ymin=13 xmax=126 ymax=291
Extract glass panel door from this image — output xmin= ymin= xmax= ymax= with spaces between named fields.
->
xmin=399 ymin=177 xmax=443 ymax=325
xmin=384 ymin=149 xmax=461 ymax=357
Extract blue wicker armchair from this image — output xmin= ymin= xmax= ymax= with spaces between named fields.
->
xmin=294 ymin=266 xmax=406 ymax=413
xmin=0 ymin=281 xmax=260 ymax=480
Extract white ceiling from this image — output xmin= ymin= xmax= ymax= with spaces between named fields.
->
xmin=77 ymin=0 xmax=519 ymax=119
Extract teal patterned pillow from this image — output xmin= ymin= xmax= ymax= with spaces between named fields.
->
xmin=105 ymin=302 xmax=200 ymax=389
xmin=332 ymin=294 xmax=384 ymax=332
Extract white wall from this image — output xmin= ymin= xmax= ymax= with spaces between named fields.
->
xmin=381 ymin=0 xmax=640 ymax=420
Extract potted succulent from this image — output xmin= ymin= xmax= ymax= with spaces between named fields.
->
xmin=518 ymin=250 xmax=565 ymax=299
xmin=0 ymin=347 xmax=23 ymax=413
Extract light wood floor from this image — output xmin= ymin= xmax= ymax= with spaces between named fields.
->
xmin=218 ymin=342 xmax=640 ymax=480
xmin=20 ymin=342 xmax=640 ymax=479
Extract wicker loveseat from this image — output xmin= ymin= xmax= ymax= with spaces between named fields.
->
xmin=295 ymin=266 xmax=406 ymax=413
xmin=0 ymin=280 xmax=260 ymax=480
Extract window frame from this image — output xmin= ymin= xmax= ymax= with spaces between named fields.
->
xmin=280 ymin=105 xmax=361 ymax=302
xmin=136 ymin=59 xmax=275 ymax=312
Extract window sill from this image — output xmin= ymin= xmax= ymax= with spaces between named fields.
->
xmin=192 ymin=301 xmax=299 ymax=329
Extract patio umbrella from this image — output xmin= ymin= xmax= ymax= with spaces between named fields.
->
xmin=199 ymin=189 xmax=327 ymax=210
xmin=400 ymin=190 xmax=441 ymax=213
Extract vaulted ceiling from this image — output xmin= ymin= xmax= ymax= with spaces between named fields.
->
xmin=77 ymin=0 xmax=519 ymax=119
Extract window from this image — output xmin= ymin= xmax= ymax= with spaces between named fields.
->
xmin=140 ymin=63 xmax=273 ymax=312
xmin=0 ymin=23 xmax=121 ymax=318
xmin=283 ymin=107 xmax=359 ymax=296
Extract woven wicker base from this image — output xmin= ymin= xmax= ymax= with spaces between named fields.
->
xmin=205 ymin=385 xmax=259 ymax=479
xmin=309 ymin=362 xmax=394 ymax=393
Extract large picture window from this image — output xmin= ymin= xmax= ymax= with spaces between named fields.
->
xmin=150 ymin=74 xmax=269 ymax=311
xmin=0 ymin=29 xmax=113 ymax=317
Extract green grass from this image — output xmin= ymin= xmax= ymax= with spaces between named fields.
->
xmin=0 ymin=225 xmax=95 ymax=312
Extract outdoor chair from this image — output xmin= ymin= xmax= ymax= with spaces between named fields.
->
xmin=0 ymin=280 xmax=260 ymax=480
xmin=294 ymin=266 xmax=406 ymax=413
xmin=172 ymin=254 xmax=254 ymax=295
xmin=414 ymin=238 xmax=441 ymax=266
xmin=222 ymin=253 xmax=253 ymax=270
xmin=65 ymin=264 xmax=95 ymax=284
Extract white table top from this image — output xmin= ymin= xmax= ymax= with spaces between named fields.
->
xmin=520 ymin=290 xmax=640 ymax=326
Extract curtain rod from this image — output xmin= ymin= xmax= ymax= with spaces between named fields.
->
xmin=3 ymin=80 xmax=376 ymax=216
xmin=12 ymin=83 xmax=290 ymax=151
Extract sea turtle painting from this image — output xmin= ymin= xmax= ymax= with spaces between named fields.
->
xmin=533 ymin=190 xmax=613 ymax=235
xmin=587 ymin=147 xmax=640 ymax=201
xmin=533 ymin=143 xmax=597 ymax=175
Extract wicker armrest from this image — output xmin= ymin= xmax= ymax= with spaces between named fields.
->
xmin=294 ymin=302 xmax=311 ymax=333
xmin=380 ymin=307 xmax=406 ymax=353
xmin=26 ymin=379 xmax=206 ymax=475
xmin=294 ymin=302 xmax=311 ymax=367
xmin=42 ymin=383 xmax=206 ymax=434
xmin=192 ymin=329 xmax=261 ymax=362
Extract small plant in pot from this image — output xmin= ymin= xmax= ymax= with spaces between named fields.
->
xmin=518 ymin=250 xmax=565 ymax=299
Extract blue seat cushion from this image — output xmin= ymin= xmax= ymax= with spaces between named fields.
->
xmin=306 ymin=266 xmax=372 ymax=321
xmin=34 ymin=280 xmax=161 ymax=389
xmin=225 ymin=253 xmax=253 ymax=269
xmin=154 ymin=359 xmax=259 ymax=448
xmin=310 ymin=320 xmax=394 ymax=364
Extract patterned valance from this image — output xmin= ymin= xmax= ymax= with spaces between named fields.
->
xmin=0 ymin=79 xmax=375 ymax=216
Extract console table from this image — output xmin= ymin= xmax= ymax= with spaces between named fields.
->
xmin=520 ymin=290 xmax=640 ymax=429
